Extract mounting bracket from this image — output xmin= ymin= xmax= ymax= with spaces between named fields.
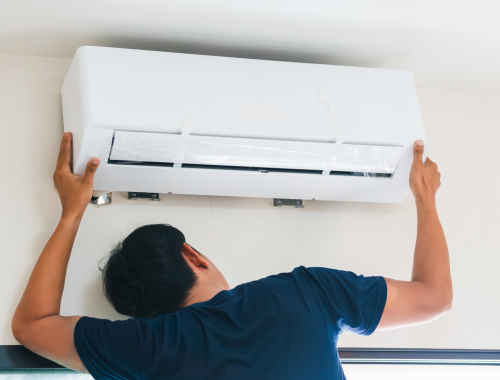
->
xmin=273 ymin=199 xmax=304 ymax=208
xmin=90 ymin=192 xmax=112 ymax=205
xmin=128 ymin=192 xmax=160 ymax=201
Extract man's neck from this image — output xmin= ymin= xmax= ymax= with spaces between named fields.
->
xmin=184 ymin=281 xmax=229 ymax=307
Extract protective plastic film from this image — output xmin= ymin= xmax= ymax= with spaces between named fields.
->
xmin=334 ymin=144 xmax=401 ymax=174
xmin=110 ymin=131 xmax=180 ymax=162
xmin=184 ymin=136 xmax=332 ymax=170
xmin=109 ymin=131 xmax=402 ymax=175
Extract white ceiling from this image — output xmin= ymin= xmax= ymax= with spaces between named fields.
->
xmin=1 ymin=0 xmax=499 ymax=92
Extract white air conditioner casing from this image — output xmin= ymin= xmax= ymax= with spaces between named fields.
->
xmin=62 ymin=46 xmax=426 ymax=203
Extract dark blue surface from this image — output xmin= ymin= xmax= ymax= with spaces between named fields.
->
xmin=74 ymin=267 xmax=387 ymax=380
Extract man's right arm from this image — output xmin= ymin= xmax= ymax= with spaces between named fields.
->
xmin=377 ymin=140 xmax=453 ymax=330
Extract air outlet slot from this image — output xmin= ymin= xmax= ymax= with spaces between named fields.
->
xmin=107 ymin=160 xmax=393 ymax=177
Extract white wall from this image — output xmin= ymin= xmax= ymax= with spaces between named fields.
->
xmin=1 ymin=53 xmax=499 ymax=350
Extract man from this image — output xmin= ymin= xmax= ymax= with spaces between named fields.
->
xmin=12 ymin=132 xmax=452 ymax=379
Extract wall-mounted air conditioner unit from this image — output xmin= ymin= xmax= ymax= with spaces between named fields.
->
xmin=62 ymin=46 xmax=426 ymax=203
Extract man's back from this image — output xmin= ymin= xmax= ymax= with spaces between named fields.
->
xmin=75 ymin=267 xmax=386 ymax=380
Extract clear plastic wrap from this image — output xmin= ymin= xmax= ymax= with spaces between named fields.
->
xmin=184 ymin=137 xmax=331 ymax=170
xmin=109 ymin=131 xmax=402 ymax=176
xmin=111 ymin=140 xmax=179 ymax=161
xmin=334 ymin=145 xmax=399 ymax=175
xmin=110 ymin=132 xmax=180 ymax=162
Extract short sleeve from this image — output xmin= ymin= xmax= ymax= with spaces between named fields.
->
xmin=74 ymin=317 xmax=147 ymax=380
xmin=299 ymin=267 xmax=387 ymax=336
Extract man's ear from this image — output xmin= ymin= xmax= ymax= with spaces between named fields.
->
xmin=181 ymin=243 xmax=209 ymax=268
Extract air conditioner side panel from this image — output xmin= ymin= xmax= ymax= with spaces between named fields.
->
xmin=61 ymin=47 xmax=93 ymax=174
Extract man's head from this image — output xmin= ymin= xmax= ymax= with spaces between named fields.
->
xmin=101 ymin=224 xmax=228 ymax=319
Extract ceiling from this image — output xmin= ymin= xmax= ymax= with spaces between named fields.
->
xmin=1 ymin=0 xmax=499 ymax=92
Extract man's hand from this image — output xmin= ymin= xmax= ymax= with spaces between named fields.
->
xmin=53 ymin=132 xmax=100 ymax=219
xmin=377 ymin=140 xmax=452 ymax=331
xmin=409 ymin=140 xmax=441 ymax=205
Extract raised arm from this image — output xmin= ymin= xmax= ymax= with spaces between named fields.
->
xmin=11 ymin=132 xmax=99 ymax=372
xmin=377 ymin=140 xmax=452 ymax=330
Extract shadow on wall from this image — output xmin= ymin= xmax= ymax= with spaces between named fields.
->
xmin=207 ymin=193 xmax=414 ymax=216
xmin=0 ymin=28 xmax=400 ymax=69
xmin=109 ymin=191 xmax=415 ymax=218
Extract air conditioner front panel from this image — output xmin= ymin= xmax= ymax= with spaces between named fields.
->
xmin=76 ymin=47 xmax=422 ymax=144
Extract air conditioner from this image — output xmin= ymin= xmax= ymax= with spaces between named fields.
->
xmin=62 ymin=46 xmax=426 ymax=203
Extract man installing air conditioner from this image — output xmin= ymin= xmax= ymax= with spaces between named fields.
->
xmin=12 ymin=132 xmax=451 ymax=380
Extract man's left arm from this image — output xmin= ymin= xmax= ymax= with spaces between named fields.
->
xmin=12 ymin=132 xmax=99 ymax=373
xmin=377 ymin=142 xmax=452 ymax=331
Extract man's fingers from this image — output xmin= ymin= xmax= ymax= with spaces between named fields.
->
xmin=56 ymin=132 xmax=72 ymax=173
xmin=58 ymin=132 xmax=66 ymax=153
xmin=424 ymin=157 xmax=437 ymax=169
xmin=412 ymin=140 xmax=425 ymax=167
xmin=81 ymin=158 xmax=100 ymax=184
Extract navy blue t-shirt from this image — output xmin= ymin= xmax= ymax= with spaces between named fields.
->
xmin=74 ymin=267 xmax=387 ymax=380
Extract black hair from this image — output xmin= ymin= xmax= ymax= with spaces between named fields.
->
xmin=100 ymin=224 xmax=197 ymax=318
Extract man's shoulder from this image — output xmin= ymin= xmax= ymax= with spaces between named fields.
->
xmin=245 ymin=266 xmax=327 ymax=290
xmin=262 ymin=266 xmax=345 ymax=281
